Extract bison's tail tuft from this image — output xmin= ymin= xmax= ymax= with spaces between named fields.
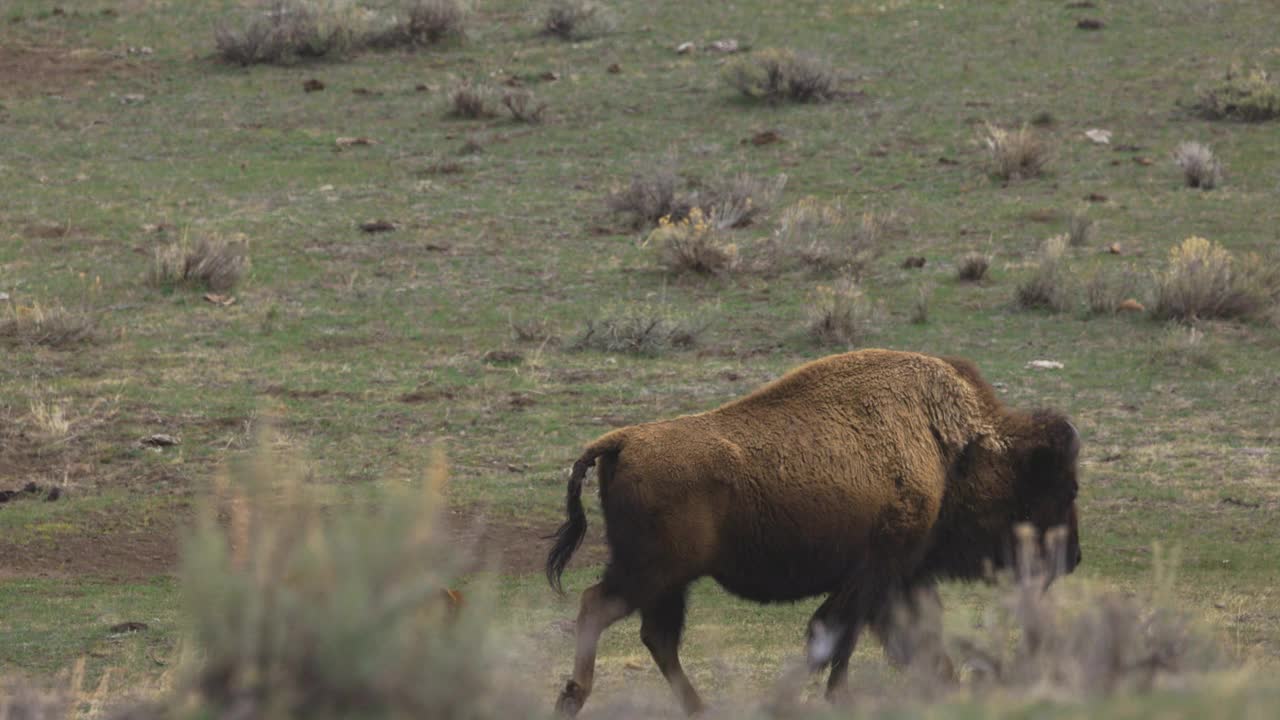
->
xmin=545 ymin=457 xmax=591 ymax=594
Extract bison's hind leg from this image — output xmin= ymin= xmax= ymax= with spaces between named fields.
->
xmin=556 ymin=577 xmax=633 ymax=717
xmin=639 ymin=586 xmax=703 ymax=716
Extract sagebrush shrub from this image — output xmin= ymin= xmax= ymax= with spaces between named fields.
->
xmin=723 ymin=49 xmax=838 ymax=103
xmin=572 ymin=303 xmax=705 ymax=355
xmin=215 ymin=0 xmax=355 ymax=66
xmin=699 ymin=173 xmax=787 ymax=230
xmin=1173 ymin=142 xmax=1222 ymax=189
xmin=1151 ymin=236 xmax=1277 ymax=321
xmin=606 ymin=163 xmax=688 ymax=229
xmin=766 ymin=198 xmax=890 ymax=276
xmin=0 ymin=302 xmax=97 ymax=349
xmin=502 ymin=90 xmax=547 ymax=124
xmin=150 ymin=237 xmax=249 ymax=292
xmin=957 ymin=252 xmax=992 ymax=283
xmin=645 ymin=208 xmax=739 ymax=276
xmin=1085 ymin=267 xmax=1141 ymax=316
xmin=808 ymin=279 xmax=876 ymax=346
xmin=542 ymin=0 xmax=617 ymax=40
xmin=1196 ymin=64 xmax=1280 ymax=122
xmin=1015 ymin=235 xmax=1071 ymax=312
xmin=982 ymin=123 xmax=1050 ymax=181
xmin=1068 ymin=213 xmax=1095 ymax=247
xmin=447 ymin=84 xmax=496 ymax=118
xmin=366 ymin=0 xmax=466 ymax=48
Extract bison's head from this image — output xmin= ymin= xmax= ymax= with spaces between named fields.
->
xmin=1008 ymin=412 xmax=1082 ymax=581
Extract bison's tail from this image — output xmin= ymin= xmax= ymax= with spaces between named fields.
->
xmin=545 ymin=438 xmax=621 ymax=594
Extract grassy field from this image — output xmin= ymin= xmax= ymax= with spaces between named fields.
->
xmin=1 ymin=0 xmax=1278 ymax=714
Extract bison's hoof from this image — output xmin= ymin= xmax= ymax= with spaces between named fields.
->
xmin=555 ymin=680 xmax=585 ymax=717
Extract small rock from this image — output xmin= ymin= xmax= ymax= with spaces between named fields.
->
xmin=1076 ymin=18 xmax=1105 ymax=30
xmin=1133 ymin=156 xmax=1155 ymax=166
xmin=0 ymin=292 xmax=8 ymax=302
xmin=1084 ymin=128 xmax=1112 ymax=144
xmin=539 ymin=71 xmax=560 ymax=82
xmin=1085 ymin=192 xmax=1109 ymax=203
xmin=45 ymin=487 xmax=62 ymax=502
xmin=108 ymin=621 xmax=148 ymax=634
xmin=127 ymin=46 xmax=153 ymax=56
xmin=709 ymin=39 xmax=739 ymax=53
xmin=745 ymin=129 xmax=783 ymax=146
xmin=1107 ymin=243 xmax=1122 ymax=255
xmin=303 ymin=78 xmax=325 ymax=92
xmin=482 ymin=350 xmax=524 ymax=365
xmin=1117 ymin=298 xmax=1144 ymax=313
xmin=676 ymin=42 xmax=695 ymax=54
xmin=606 ymin=63 xmax=621 ymax=74
xmin=901 ymin=256 xmax=927 ymax=269
xmin=358 ymin=219 xmax=397 ymax=233
xmin=139 ymin=434 xmax=180 ymax=447
xmin=624 ymin=661 xmax=646 ymax=671
xmin=203 ymin=293 xmax=235 ymax=307
xmin=120 ymin=93 xmax=146 ymax=105
xmin=415 ymin=83 xmax=430 ymax=92
xmin=1026 ymin=360 xmax=1064 ymax=370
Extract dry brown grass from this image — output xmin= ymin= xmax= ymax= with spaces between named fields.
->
xmin=502 ymin=90 xmax=547 ymax=124
xmin=723 ymin=48 xmax=838 ymax=103
xmin=808 ymin=279 xmax=877 ymax=346
xmin=541 ymin=0 xmax=617 ymax=41
xmin=447 ymin=84 xmax=496 ymax=119
xmin=215 ymin=0 xmax=355 ymax=66
xmin=1148 ymin=325 xmax=1219 ymax=370
xmin=765 ymin=198 xmax=894 ymax=276
xmin=149 ymin=236 xmax=250 ymax=292
xmin=982 ymin=123 xmax=1051 ymax=181
xmin=1015 ymin=236 xmax=1072 ymax=312
xmin=1173 ymin=142 xmax=1222 ymax=189
xmin=0 ymin=302 xmax=98 ymax=349
xmin=957 ymin=252 xmax=992 ymax=283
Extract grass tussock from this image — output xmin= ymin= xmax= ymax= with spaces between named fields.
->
xmin=1148 ymin=326 xmax=1219 ymax=370
xmin=957 ymin=252 xmax=992 ymax=283
xmin=982 ymin=123 xmax=1051 ymax=181
xmin=150 ymin=236 xmax=250 ymax=292
xmin=1015 ymin=235 xmax=1072 ymax=312
xmin=700 ymin=173 xmax=788 ymax=230
xmin=1086 ymin=267 xmax=1142 ymax=317
xmin=808 ymin=279 xmax=877 ymax=346
xmin=0 ymin=302 xmax=97 ymax=349
xmin=365 ymin=0 xmax=466 ymax=49
xmin=502 ymin=90 xmax=547 ymax=124
xmin=1173 ymin=142 xmax=1222 ymax=189
xmin=1195 ymin=64 xmax=1280 ymax=122
xmin=606 ymin=163 xmax=687 ymax=229
xmin=724 ymin=48 xmax=838 ymax=103
xmin=606 ymin=163 xmax=786 ymax=231
xmin=180 ymin=439 xmax=524 ymax=720
xmin=215 ymin=0 xmax=356 ymax=66
xmin=1068 ymin=212 xmax=1095 ymax=247
xmin=910 ymin=284 xmax=932 ymax=325
xmin=765 ymin=198 xmax=894 ymax=276
xmin=447 ymin=84 xmax=497 ymax=118
xmin=645 ymin=207 xmax=740 ymax=276
xmin=1151 ymin=236 xmax=1280 ymax=321
xmin=572 ymin=303 xmax=706 ymax=355
xmin=541 ymin=0 xmax=617 ymax=41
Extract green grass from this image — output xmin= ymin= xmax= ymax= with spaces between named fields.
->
xmin=1 ymin=0 xmax=1278 ymax=711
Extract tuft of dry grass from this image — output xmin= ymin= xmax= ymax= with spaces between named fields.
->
xmin=1015 ymin=235 xmax=1072 ymax=312
xmin=502 ymin=90 xmax=547 ymax=124
xmin=808 ymin=279 xmax=877 ymax=346
xmin=446 ymin=84 xmax=496 ymax=119
xmin=699 ymin=172 xmax=788 ymax=230
xmin=1148 ymin=325 xmax=1219 ymax=370
xmin=0 ymin=302 xmax=98 ymax=349
xmin=541 ymin=0 xmax=617 ymax=41
xmin=26 ymin=398 xmax=71 ymax=439
xmin=572 ymin=303 xmax=706 ymax=355
xmin=606 ymin=162 xmax=689 ymax=229
xmin=910 ymin=284 xmax=932 ymax=325
xmin=508 ymin=314 xmax=558 ymax=344
xmin=1086 ymin=266 xmax=1142 ymax=316
xmin=1068 ymin=212 xmax=1095 ymax=247
xmin=957 ymin=251 xmax=992 ymax=283
xmin=981 ymin=122 xmax=1050 ymax=181
xmin=215 ymin=0 xmax=355 ymax=66
xmin=366 ymin=0 xmax=466 ymax=48
xmin=645 ymin=208 xmax=739 ymax=276
xmin=723 ymin=48 xmax=838 ymax=103
xmin=1151 ymin=236 xmax=1280 ymax=321
xmin=1173 ymin=142 xmax=1222 ymax=189
xmin=765 ymin=198 xmax=893 ymax=276
xmin=150 ymin=236 xmax=250 ymax=292
xmin=1195 ymin=64 xmax=1280 ymax=122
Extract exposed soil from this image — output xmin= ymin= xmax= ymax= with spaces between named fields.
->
xmin=448 ymin=505 xmax=608 ymax=576
xmin=0 ymin=44 xmax=140 ymax=99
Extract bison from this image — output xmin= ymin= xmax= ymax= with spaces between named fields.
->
xmin=545 ymin=349 xmax=1082 ymax=716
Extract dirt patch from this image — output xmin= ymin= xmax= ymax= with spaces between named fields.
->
xmin=448 ymin=505 xmax=607 ymax=576
xmin=0 ymin=512 xmax=180 ymax=581
xmin=0 ymin=44 xmax=139 ymax=99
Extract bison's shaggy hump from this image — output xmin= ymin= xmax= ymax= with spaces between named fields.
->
xmin=547 ymin=349 xmax=1081 ymax=717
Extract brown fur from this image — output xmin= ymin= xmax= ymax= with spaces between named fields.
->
xmin=547 ymin=349 xmax=1081 ymax=716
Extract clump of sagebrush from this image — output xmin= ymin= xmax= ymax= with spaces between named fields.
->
xmin=808 ymin=279 xmax=877 ymax=346
xmin=723 ymin=48 xmax=838 ymax=103
xmin=215 ymin=0 xmax=355 ymax=66
xmin=1147 ymin=325 xmax=1219 ymax=370
xmin=365 ymin=0 xmax=466 ymax=48
xmin=982 ymin=122 xmax=1050 ymax=181
xmin=179 ymin=439 xmax=525 ymax=720
xmin=541 ymin=0 xmax=617 ymax=40
xmin=699 ymin=172 xmax=788 ymax=230
xmin=0 ymin=302 xmax=98 ymax=349
xmin=957 ymin=251 xmax=992 ymax=283
xmin=150 ymin=236 xmax=250 ymax=292
xmin=1195 ymin=64 xmax=1280 ymax=122
xmin=1173 ymin=142 xmax=1222 ymax=189
xmin=606 ymin=162 xmax=689 ymax=229
xmin=644 ymin=207 xmax=740 ymax=276
xmin=1151 ymin=236 xmax=1280 ymax=321
xmin=502 ymin=90 xmax=547 ymax=124
xmin=1015 ymin=235 xmax=1072 ymax=312
xmin=1085 ymin=266 xmax=1142 ymax=316
xmin=1068 ymin=212 xmax=1095 ymax=247
xmin=572 ymin=303 xmax=705 ymax=355
xmin=508 ymin=314 xmax=557 ymax=343
xmin=765 ymin=198 xmax=893 ymax=277
xmin=447 ymin=83 xmax=496 ymax=118
xmin=941 ymin=528 xmax=1226 ymax=699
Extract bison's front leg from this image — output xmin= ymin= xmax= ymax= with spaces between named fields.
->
xmin=639 ymin=588 xmax=703 ymax=715
xmin=556 ymin=582 xmax=632 ymax=717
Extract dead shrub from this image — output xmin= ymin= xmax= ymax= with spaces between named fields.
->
xmin=1015 ymin=235 xmax=1072 ymax=312
xmin=606 ymin=163 xmax=688 ymax=229
xmin=541 ymin=0 xmax=617 ymax=41
xmin=1174 ymin=142 xmax=1222 ymax=189
xmin=150 ymin=236 xmax=250 ymax=292
xmin=957 ymin=252 xmax=992 ymax=283
xmin=366 ymin=0 xmax=466 ymax=48
xmin=0 ymin=302 xmax=98 ymax=349
xmin=982 ymin=122 xmax=1050 ymax=181
xmin=808 ymin=279 xmax=877 ymax=346
xmin=1085 ymin=266 xmax=1142 ymax=316
xmin=1195 ymin=64 xmax=1280 ymax=122
xmin=1148 ymin=325 xmax=1219 ymax=370
xmin=572 ymin=303 xmax=706 ymax=355
xmin=1068 ymin=212 xmax=1095 ymax=247
xmin=1151 ymin=236 xmax=1279 ymax=321
xmin=765 ymin=198 xmax=892 ymax=276
xmin=699 ymin=172 xmax=788 ymax=229
xmin=215 ymin=0 xmax=355 ymax=66
xmin=508 ymin=314 xmax=558 ymax=344
xmin=645 ymin=207 xmax=740 ymax=276
xmin=446 ymin=84 xmax=496 ymax=119
xmin=502 ymin=90 xmax=547 ymax=124
xmin=723 ymin=48 xmax=838 ymax=103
